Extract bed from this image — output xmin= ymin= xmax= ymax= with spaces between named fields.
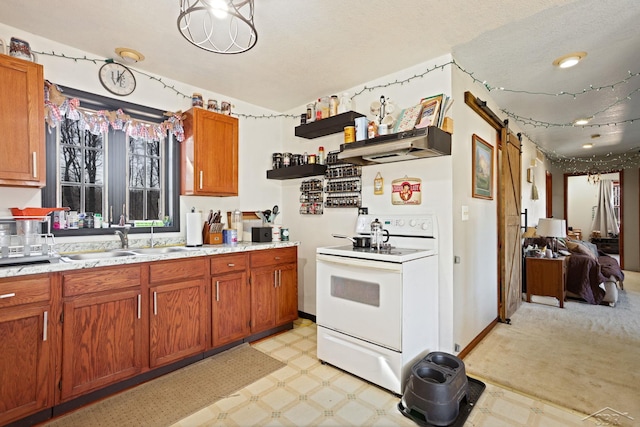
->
xmin=524 ymin=237 xmax=625 ymax=306
xmin=562 ymin=238 xmax=625 ymax=306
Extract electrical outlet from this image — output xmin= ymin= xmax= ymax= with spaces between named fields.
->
xmin=454 ymin=343 xmax=461 ymax=352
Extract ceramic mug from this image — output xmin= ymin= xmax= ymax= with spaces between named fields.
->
xmin=9 ymin=37 xmax=37 ymax=62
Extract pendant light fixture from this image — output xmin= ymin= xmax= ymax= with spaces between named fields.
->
xmin=177 ymin=0 xmax=257 ymax=54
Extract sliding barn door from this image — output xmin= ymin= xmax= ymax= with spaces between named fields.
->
xmin=499 ymin=130 xmax=522 ymax=322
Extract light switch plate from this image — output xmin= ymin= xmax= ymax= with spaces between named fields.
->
xmin=461 ymin=205 xmax=469 ymax=221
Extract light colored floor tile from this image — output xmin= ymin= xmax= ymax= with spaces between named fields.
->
xmin=171 ymin=320 xmax=591 ymax=427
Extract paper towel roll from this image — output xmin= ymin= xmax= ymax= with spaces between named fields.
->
xmin=186 ymin=211 xmax=203 ymax=247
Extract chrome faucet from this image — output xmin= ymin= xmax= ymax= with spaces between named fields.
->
xmin=150 ymin=226 xmax=155 ymax=248
xmin=115 ymin=228 xmax=130 ymax=249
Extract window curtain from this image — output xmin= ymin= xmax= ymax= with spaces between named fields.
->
xmin=590 ymin=179 xmax=619 ymax=236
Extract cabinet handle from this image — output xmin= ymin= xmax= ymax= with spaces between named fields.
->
xmin=199 ymin=170 xmax=203 ymax=189
xmin=138 ymin=295 xmax=142 ymax=319
xmin=32 ymin=152 xmax=37 ymax=178
xmin=43 ymin=311 xmax=48 ymax=341
xmin=279 ymin=269 xmax=282 ymax=287
xmin=274 ymin=256 xmax=281 ymax=260
xmin=153 ymin=291 xmax=157 ymax=315
xmin=274 ymin=270 xmax=277 ymax=287
xmin=216 ymin=281 xmax=220 ymax=301
xmin=0 ymin=292 xmax=16 ymax=299
xmin=227 ymin=263 xmax=235 ymax=267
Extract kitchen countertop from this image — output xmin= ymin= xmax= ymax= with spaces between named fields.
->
xmin=0 ymin=241 xmax=299 ymax=279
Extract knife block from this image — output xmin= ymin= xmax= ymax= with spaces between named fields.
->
xmin=203 ymin=223 xmax=224 ymax=245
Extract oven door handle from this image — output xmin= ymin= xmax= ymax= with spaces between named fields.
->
xmin=316 ymin=254 xmax=403 ymax=272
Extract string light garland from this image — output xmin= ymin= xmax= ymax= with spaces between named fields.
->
xmin=33 ymin=49 xmax=640 ymax=171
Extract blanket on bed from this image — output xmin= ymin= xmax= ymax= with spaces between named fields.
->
xmin=566 ymin=253 xmax=624 ymax=305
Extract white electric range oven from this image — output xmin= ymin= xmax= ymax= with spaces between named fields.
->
xmin=316 ymin=213 xmax=439 ymax=394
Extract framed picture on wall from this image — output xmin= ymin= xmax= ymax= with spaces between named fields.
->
xmin=472 ymin=134 xmax=493 ymax=200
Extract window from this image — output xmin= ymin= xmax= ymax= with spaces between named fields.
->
xmin=43 ymin=86 xmax=180 ymax=236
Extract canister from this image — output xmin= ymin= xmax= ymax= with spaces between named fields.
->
xmin=283 ymin=152 xmax=292 ymax=167
xmin=344 ymin=126 xmax=356 ymax=143
xmin=355 ymin=117 xmax=368 ymax=141
xmin=272 ymin=153 xmax=283 ymax=169
xmin=281 ymin=228 xmax=290 ymax=241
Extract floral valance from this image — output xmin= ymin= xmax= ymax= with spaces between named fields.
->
xmin=43 ymin=81 xmax=184 ymax=141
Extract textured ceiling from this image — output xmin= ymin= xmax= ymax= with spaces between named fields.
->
xmin=1 ymin=0 xmax=639 ymax=161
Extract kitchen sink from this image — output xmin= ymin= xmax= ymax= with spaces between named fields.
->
xmin=127 ymin=246 xmax=199 ymax=255
xmin=64 ymin=250 xmax=138 ymax=261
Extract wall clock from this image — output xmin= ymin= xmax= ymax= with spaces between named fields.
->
xmin=98 ymin=62 xmax=136 ymax=96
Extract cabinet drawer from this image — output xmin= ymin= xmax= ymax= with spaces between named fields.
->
xmin=0 ymin=275 xmax=50 ymax=308
xmin=149 ymin=257 xmax=206 ymax=284
xmin=250 ymin=247 xmax=297 ymax=268
xmin=63 ymin=265 xmax=142 ymax=297
xmin=211 ymin=253 xmax=247 ymax=274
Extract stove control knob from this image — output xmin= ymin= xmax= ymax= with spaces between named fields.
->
xmin=409 ymin=219 xmax=417 ymax=227
xmin=397 ymin=219 xmax=405 ymax=226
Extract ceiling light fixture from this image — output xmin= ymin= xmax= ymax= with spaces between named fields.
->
xmin=115 ymin=47 xmax=145 ymax=64
xmin=582 ymin=143 xmax=593 ymax=149
xmin=552 ymin=52 xmax=587 ymax=69
xmin=177 ymin=0 xmax=257 ymax=54
xmin=573 ymin=117 xmax=591 ymax=126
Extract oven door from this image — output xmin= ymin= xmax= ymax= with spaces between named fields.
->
xmin=316 ymin=253 xmax=402 ymax=350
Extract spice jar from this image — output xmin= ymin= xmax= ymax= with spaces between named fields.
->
xmin=272 ymin=153 xmax=283 ymax=169
xmin=318 ymin=146 xmax=325 ymax=165
xmin=283 ymin=152 xmax=292 ymax=167
xmin=329 ymin=95 xmax=339 ymax=116
xmin=308 ymin=154 xmax=317 ymax=164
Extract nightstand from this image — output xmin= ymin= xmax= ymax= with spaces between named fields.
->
xmin=525 ymin=256 xmax=568 ymax=308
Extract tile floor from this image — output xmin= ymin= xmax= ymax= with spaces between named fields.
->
xmin=171 ymin=319 xmax=596 ymax=426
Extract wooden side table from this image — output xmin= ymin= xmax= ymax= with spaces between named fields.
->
xmin=525 ymin=256 xmax=568 ymax=308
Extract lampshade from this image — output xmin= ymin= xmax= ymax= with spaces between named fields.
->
xmin=177 ymin=0 xmax=257 ymax=54
xmin=537 ymin=218 xmax=567 ymax=238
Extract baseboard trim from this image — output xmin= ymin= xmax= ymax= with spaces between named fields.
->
xmin=298 ymin=311 xmax=316 ymax=323
xmin=458 ymin=317 xmax=499 ymax=360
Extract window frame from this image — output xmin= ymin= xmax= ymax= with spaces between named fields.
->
xmin=42 ymin=85 xmax=180 ymax=236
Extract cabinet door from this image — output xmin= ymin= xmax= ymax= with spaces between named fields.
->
xmin=211 ymin=271 xmax=250 ymax=348
xmin=0 ymin=305 xmax=52 ymax=425
xmin=250 ymin=266 xmax=277 ymax=333
xmin=276 ymin=263 xmax=298 ymax=325
xmin=182 ymin=108 xmax=238 ymax=196
xmin=149 ymin=279 xmax=206 ymax=368
xmin=0 ymin=54 xmax=45 ymax=187
xmin=60 ymin=290 xmax=143 ymax=401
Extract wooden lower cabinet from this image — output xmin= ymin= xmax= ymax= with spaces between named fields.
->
xmin=250 ymin=247 xmax=298 ymax=334
xmin=210 ymin=254 xmax=250 ymax=348
xmin=60 ymin=266 xmax=144 ymax=401
xmin=0 ymin=274 xmax=54 ymax=425
xmin=149 ymin=258 xmax=207 ymax=368
xmin=149 ymin=279 xmax=206 ymax=368
xmin=5 ymin=247 xmax=299 ymax=424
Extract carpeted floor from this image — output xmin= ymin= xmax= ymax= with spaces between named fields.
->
xmin=464 ymin=271 xmax=640 ymax=423
xmin=44 ymin=343 xmax=285 ymax=427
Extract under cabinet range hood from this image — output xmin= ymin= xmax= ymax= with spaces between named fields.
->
xmin=337 ymin=126 xmax=451 ymax=165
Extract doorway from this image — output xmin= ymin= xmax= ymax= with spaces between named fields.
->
xmin=564 ymin=171 xmax=624 ymax=268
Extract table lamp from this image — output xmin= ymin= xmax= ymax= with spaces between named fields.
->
xmin=537 ymin=218 xmax=567 ymax=256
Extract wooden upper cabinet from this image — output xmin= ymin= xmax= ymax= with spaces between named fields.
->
xmin=0 ymin=54 xmax=45 ymax=187
xmin=181 ymin=108 xmax=238 ymax=196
